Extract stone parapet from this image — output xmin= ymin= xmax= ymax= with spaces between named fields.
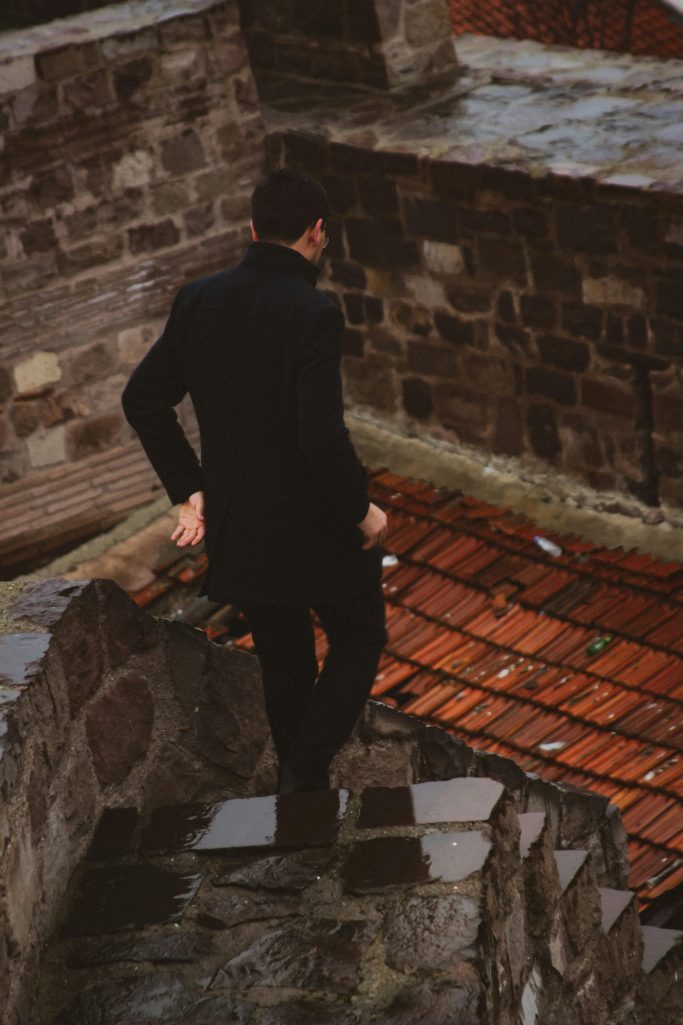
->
xmin=0 ymin=0 xmax=265 ymax=565
xmin=1 ymin=575 xmax=679 ymax=1024
xmin=260 ymin=32 xmax=683 ymax=520
xmin=238 ymin=0 xmax=458 ymax=94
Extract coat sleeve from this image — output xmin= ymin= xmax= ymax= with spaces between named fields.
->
xmin=120 ymin=286 xmax=204 ymax=506
xmin=295 ymin=303 xmax=370 ymax=527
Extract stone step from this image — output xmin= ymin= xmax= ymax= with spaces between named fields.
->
xmin=641 ymin=924 xmax=683 ymax=975
xmin=553 ymin=848 xmax=589 ymax=892
xmin=519 ymin=811 xmax=546 ymax=858
xmin=599 ymin=886 xmax=636 ymax=934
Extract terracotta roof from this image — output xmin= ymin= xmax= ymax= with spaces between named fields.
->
xmin=128 ymin=467 xmax=683 ymax=910
xmin=450 ymin=0 xmax=683 ymax=59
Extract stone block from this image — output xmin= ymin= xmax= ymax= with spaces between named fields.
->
xmin=51 ymin=973 xmax=239 ymax=1025
xmin=531 ymin=253 xmax=582 ymax=297
xmin=56 ymin=235 xmax=125 ymax=276
xmin=128 ymin=218 xmax=180 ymax=254
xmin=407 ymin=341 xmax=457 ymax=377
xmin=0 ymin=55 xmax=36 ymax=94
xmin=330 ymin=259 xmax=367 ymax=289
xmin=358 ymin=174 xmax=399 ymax=216
xmin=434 ymin=311 xmax=474 ymax=345
xmin=583 ymin=275 xmax=646 ymax=309
xmin=19 ymin=219 xmax=57 ymax=255
xmin=215 ymin=916 xmax=376 ymax=993
xmin=214 ymin=847 xmax=333 ymax=892
xmin=527 ymin=403 xmax=561 ymax=460
xmin=478 ymin=236 xmax=527 ymax=285
xmin=111 ymin=149 xmax=154 ymax=190
xmin=27 ymin=425 xmax=66 ymax=467
xmin=497 ymin=290 xmax=515 ymax=322
xmin=9 ymin=400 xmax=40 ymax=438
xmin=113 ymin=56 xmax=154 ymax=103
xmin=4 ymin=819 xmax=39 ymax=956
xmin=63 ymin=70 xmax=114 ymax=109
xmin=494 ymin=396 xmax=524 ymax=456
xmin=13 ymin=351 xmax=62 ymax=395
xmin=525 ymin=367 xmax=577 ymax=406
xmin=422 ymin=239 xmax=464 ymax=276
xmin=184 ymin=201 xmax=215 ymax=237
xmin=556 ymin=203 xmax=617 ymax=253
xmin=404 ymin=0 xmax=452 ymax=46
xmin=384 ymin=891 xmax=480 ymax=970
xmin=117 ymin=323 xmax=158 ymax=364
xmin=141 ymin=790 xmax=349 ymax=854
xmin=622 ymin=205 xmax=659 ymax=251
xmin=96 ymin=579 xmax=158 ymax=668
xmin=538 ymin=334 xmax=590 ymax=372
xmin=342 ymin=829 xmax=492 ymax=892
xmin=657 ymin=273 xmax=683 ymax=318
xmin=161 ymin=128 xmax=207 ymax=175
xmin=196 ymin=644 xmax=269 ymax=778
xmin=29 ymin=166 xmax=75 ymax=208
xmin=357 ymin=777 xmax=504 ymax=828
xmin=520 ymin=294 xmax=556 ymax=329
xmin=66 ymin=412 xmax=124 ymax=459
xmin=581 ymin=377 xmax=634 ymax=420
xmin=404 ymin=196 xmax=457 ymax=242
xmin=512 ymin=206 xmax=549 ymax=241
xmin=561 ymin=303 xmax=602 ymax=341
xmin=85 ymin=671 xmax=154 ymax=787
xmin=343 ymin=357 xmax=396 ymax=411
xmin=402 ymin=376 xmax=434 ymax=419
xmin=329 ymin=143 xmax=418 ymax=178
xmin=36 ymin=43 xmax=101 ymax=81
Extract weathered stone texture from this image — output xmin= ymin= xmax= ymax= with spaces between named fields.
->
xmin=274 ymin=119 xmax=683 ymax=515
xmin=0 ymin=0 xmax=266 ymax=570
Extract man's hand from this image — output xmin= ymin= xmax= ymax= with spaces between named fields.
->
xmin=357 ymin=502 xmax=388 ymax=550
xmin=171 ymin=490 xmax=205 ymax=547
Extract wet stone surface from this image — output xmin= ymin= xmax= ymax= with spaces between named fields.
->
xmin=200 ymin=891 xmax=301 ymax=927
xmin=212 ymin=917 xmax=377 ymax=994
xmin=34 ymin=784 xmax=505 ymax=1023
xmin=87 ymin=806 xmax=143 ymax=860
xmin=0 ymin=631 xmax=51 ymax=685
xmin=342 ymin=830 xmax=492 ymax=893
xmin=65 ymin=931 xmax=216 ymax=967
xmin=356 ymin=778 xmax=504 ymax=829
xmin=383 ymin=892 xmax=481 ymax=969
xmin=213 ymin=847 xmax=334 ymax=892
xmin=60 ymin=864 xmax=204 ymax=936
xmin=140 ymin=790 xmax=350 ymax=854
xmin=255 ymin=998 xmax=361 ymax=1024
xmin=51 ymin=972 xmax=251 ymax=1025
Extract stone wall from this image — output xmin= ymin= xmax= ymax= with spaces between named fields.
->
xmin=0 ymin=0 xmax=265 ymax=573
xmin=0 ymin=573 xmax=640 ymax=1025
xmin=271 ymin=129 xmax=683 ymax=520
xmin=238 ymin=0 xmax=458 ymax=93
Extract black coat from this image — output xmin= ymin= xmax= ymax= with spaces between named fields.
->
xmin=121 ymin=241 xmax=382 ymax=606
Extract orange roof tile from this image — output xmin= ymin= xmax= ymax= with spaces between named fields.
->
xmin=128 ymin=466 xmax=683 ymax=910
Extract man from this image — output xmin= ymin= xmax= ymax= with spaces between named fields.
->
xmin=121 ymin=167 xmax=389 ymax=794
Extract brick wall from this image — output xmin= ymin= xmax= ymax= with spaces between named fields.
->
xmin=0 ymin=0 xmax=266 ymax=573
xmin=272 ymin=130 xmax=683 ymax=519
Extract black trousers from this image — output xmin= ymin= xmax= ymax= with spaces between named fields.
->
xmin=240 ymin=580 xmax=388 ymax=785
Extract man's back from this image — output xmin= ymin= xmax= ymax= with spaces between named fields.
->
xmin=122 ymin=241 xmax=382 ymax=606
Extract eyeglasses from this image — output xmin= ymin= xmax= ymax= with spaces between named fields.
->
xmin=322 ymin=231 xmax=330 ymax=249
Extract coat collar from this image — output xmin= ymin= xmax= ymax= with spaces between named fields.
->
xmin=240 ymin=241 xmax=321 ymax=286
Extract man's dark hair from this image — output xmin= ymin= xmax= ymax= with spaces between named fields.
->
xmin=251 ymin=167 xmax=331 ymax=243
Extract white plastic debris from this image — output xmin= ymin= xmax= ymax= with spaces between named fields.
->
xmin=533 ymin=535 xmax=563 ymax=557
xmin=382 ymin=554 xmax=399 ymax=567
xmin=538 ymin=740 xmax=567 ymax=752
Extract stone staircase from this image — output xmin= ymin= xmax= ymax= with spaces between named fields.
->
xmin=29 ymin=776 xmax=683 ymax=1025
